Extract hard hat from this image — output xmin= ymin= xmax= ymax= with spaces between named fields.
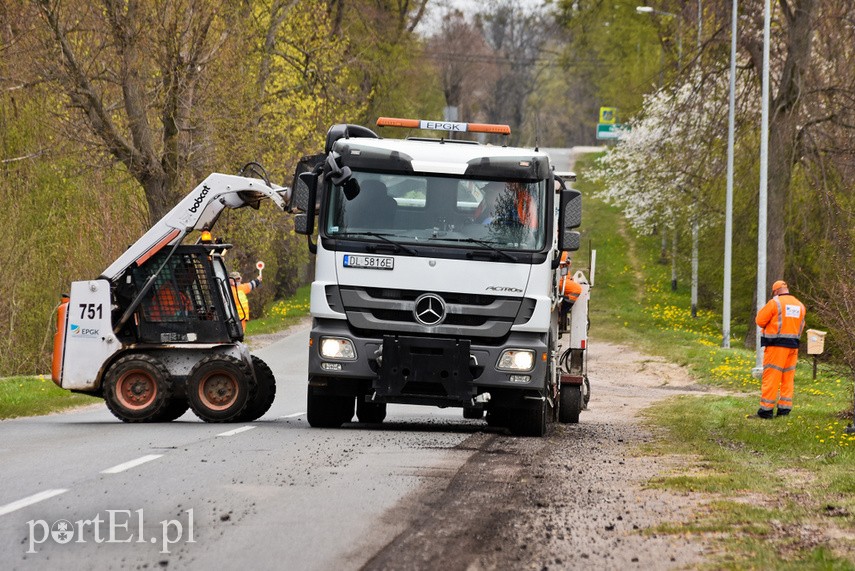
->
xmin=772 ymin=280 xmax=787 ymax=292
xmin=229 ymin=271 xmax=241 ymax=280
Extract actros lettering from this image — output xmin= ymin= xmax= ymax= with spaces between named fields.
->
xmin=486 ymin=286 xmax=522 ymax=293
xmin=188 ymin=185 xmax=210 ymax=213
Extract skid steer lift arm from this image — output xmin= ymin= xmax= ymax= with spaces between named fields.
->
xmin=103 ymin=172 xmax=290 ymax=333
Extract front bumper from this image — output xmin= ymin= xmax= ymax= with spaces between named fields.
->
xmin=306 ymin=318 xmax=548 ymax=407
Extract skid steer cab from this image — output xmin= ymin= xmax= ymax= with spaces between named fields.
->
xmin=51 ymin=167 xmax=288 ymax=423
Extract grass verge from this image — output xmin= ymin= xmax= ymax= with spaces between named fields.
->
xmin=576 ymin=154 xmax=855 ymax=568
xmin=0 ymin=285 xmax=313 ymax=420
xmin=0 ymin=375 xmax=99 ymax=419
xmin=244 ymin=284 xmax=311 ymax=336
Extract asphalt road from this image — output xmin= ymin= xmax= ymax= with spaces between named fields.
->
xmin=0 ymin=323 xmax=489 ymax=570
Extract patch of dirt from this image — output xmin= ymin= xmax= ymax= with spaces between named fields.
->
xmin=363 ymin=338 xmax=723 ymax=570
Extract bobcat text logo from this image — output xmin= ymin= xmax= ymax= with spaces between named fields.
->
xmin=188 ymin=185 xmax=210 ymax=213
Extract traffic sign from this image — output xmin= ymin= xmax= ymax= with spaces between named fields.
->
xmin=599 ymin=107 xmax=617 ymax=124
xmin=596 ymin=124 xmax=625 ymax=140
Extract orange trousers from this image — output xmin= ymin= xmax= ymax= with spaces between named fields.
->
xmin=760 ymin=345 xmax=798 ymax=413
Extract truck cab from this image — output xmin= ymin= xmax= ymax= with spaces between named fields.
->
xmin=294 ymin=119 xmax=582 ymax=436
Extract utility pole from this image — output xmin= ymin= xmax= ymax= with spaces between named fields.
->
xmin=722 ymin=0 xmax=738 ymax=348
xmin=754 ymin=0 xmax=771 ymax=376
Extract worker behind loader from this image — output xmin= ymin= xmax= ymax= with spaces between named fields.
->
xmin=230 ymin=271 xmax=261 ymax=330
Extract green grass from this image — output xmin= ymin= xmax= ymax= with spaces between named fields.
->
xmin=0 ymin=375 xmax=99 ymax=419
xmin=0 ymin=285 xmax=313 ymax=420
xmin=576 ymin=155 xmax=855 ymax=568
xmin=243 ymin=284 xmax=311 ymax=336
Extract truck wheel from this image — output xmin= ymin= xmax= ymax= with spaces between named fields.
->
xmin=463 ymin=407 xmax=484 ymax=420
xmin=486 ymin=407 xmax=509 ymax=428
xmin=237 ymin=356 xmax=277 ymax=421
xmin=187 ymin=355 xmax=256 ymax=423
xmin=509 ymin=399 xmax=548 ymax=437
xmin=307 ymin=386 xmax=353 ymax=428
xmin=104 ymin=355 xmax=174 ymax=423
xmin=356 ymin=398 xmax=386 ymax=424
xmin=559 ymin=385 xmax=582 ymax=424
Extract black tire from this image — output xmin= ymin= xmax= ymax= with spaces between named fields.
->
xmin=463 ymin=407 xmax=484 ymax=420
xmin=559 ymin=385 xmax=582 ymax=424
xmin=237 ymin=356 xmax=277 ymax=421
xmin=356 ymin=398 xmax=386 ymax=424
xmin=104 ymin=355 xmax=174 ymax=423
xmin=486 ymin=407 xmax=509 ymax=428
xmin=186 ymin=355 xmax=256 ymax=423
xmin=307 ymin=386 xmax=354 ymax=428
xmin=509 ymin=399 xmax=548 ymax=437
xmin=154 ymin=398 xmax=190 ymax=422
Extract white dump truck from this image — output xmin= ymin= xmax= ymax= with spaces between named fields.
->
xmin=292 ymin=118 xmax=589 ymax=436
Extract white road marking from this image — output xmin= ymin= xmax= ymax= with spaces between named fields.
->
xmin=216 ymin=426 xmax=256 ymax=437
xmin=101 ymin=454 xmax=163 ymax=474
xmin=278 ymin=412 xmax=305 ymax=419
xmin=0 ymin=489 xmax=68 ymax=517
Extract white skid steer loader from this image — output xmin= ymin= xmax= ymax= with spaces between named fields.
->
xmin=51 ymin=164 xmax=291 ymax=423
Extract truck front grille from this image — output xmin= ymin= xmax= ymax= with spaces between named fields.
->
xmin=331 ymin=286 xmax=534 ymax=339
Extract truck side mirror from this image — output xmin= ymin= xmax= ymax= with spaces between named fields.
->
xmin=293 ymin=171 xmax=317 ymax=236
xmin=558 ymin=188 xmax=582 ymax=252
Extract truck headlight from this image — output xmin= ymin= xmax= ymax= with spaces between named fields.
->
xmin=319 ymin=337 xmax=356 ymax=360
xmin=497 ymin=349 xmax=535 ymax=371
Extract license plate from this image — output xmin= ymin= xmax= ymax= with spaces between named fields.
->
xmin=343 ymin=255 xmax=394 ymax=270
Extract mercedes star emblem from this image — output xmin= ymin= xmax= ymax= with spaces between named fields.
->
xmin=413 ymin=293 xmax=446 ymax=326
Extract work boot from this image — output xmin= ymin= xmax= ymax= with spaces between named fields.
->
xmin=747 ymin=409 xmax=774 ymax=420
xmin=776 ymin=409 xmax=791 ymax=417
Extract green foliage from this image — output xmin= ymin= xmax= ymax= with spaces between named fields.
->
xmin=244 ymin=284 xmax=311 ymax=336
xmin=555 ymin=0 xmax=666 ymax=121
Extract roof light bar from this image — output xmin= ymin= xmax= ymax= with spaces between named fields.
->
xmin=376 ymin=117 xmax=511 ymax=135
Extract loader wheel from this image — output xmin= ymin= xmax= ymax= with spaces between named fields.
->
xmin=307 ymin=386 xmax=353 ymax=428
xmin=187 ymin=355 xmax=256 ymax=423
xmin=236 ymin=356 xmax=277 ymax=421
xmin=559 ymin=385 xmax=582 ymax=424
xmin=104 ymin=355 xmax=173 ymax=423
xmin=356 ymin=398 xmax=386 ymax=424
xmin=154 ymin=398 xmax=190 ymax=422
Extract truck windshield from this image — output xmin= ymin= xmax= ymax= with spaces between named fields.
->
xmin=325 ymin=172 xmax=546 ymax=251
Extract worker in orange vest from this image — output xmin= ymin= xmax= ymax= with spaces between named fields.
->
xmin=230 ymin=271 xmax=262 ymax=330
xmin=753 ymin=280 xmax=806 ymax=419
xmin=558 ymin=251 xmax=583 ymax=305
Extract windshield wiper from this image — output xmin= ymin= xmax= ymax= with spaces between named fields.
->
xmin=432 ymin=237 xmax=516 ymax=262
xmin=336 ymin=232 xmax=418 ymax=256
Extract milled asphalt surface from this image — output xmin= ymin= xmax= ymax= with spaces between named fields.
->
xmin=1 ymin=325 xmax=715 ymax=570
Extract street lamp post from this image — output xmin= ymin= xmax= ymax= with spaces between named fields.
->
xmin=722 ymin=0 xmax=737 ymax=348
xmin=636 ymin=6 xmax=682 ymax=66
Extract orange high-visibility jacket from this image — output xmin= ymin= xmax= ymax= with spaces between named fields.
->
xmin=231 ymin=279 xmax=260 ymax=322
xmin=756 ymin=293 xmax=806 ymax=348
xmin=558 ymin=252 xmax=582 ymax=303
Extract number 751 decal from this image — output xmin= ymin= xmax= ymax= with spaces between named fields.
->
xmin=78 ymin=303 xmax=104 ymax=320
